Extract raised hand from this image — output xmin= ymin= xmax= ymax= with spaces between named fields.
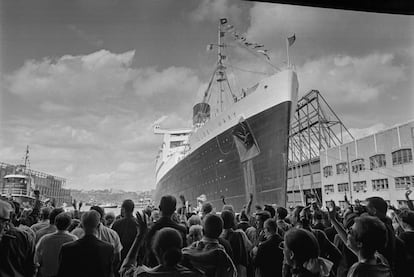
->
xmin=327 ymin=200 xmax=337 ymax=221
xmin=136 ymin=210 xmax=148 ymax=235
xmin=406 ymin=189 xmax=412 ymax=197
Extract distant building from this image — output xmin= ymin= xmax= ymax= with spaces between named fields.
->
xmin=0 ymin=162 xmax=71 ymax=207
xmin=320 ymin=120 xmax=414 ymax=209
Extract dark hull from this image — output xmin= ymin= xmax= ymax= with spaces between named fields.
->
xmin=154 ymin=101 xmax=291 ymax=211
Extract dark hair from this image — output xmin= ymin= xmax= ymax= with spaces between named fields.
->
xmin=314 ymin=211 xmax=323 ymax=220
xmin=152 ymin=227 xmax=183 ymax=267
xmin=264 ymin=218 xmax=277 ymax=233
xmin=203 ymin=214 xmax=223 ymax=239
xmin=159 ymin=195 xmax=177 ymax=216
xmin=221 ymin=210 xmax=236 ymax=229
xmin=122 ymin=199 xmax=135 ymax=214
xmin=285 ymin=228 xmax=320 ymax=265
xmin=256 ymin=211 xmax=271 ymax=223
xmin=90 ymin=206 xmax=105 ymax=219
xmin=366 ymin=197 xmax=388 ymax=215
xmin=40 ymin=207 xmax=51 ymax=220
xmin=400 ymin=210 xmax=414 ymax=228
xmin=55 ymin=212 xmax=72 ymax=231
xmin=82 ymin=210 xmax=101 ymax=230
xmin=276 ymin=207 xmax=288 ymax=220
xmin=50 ymin=208 xmax=65 ymax=225
xmin=354 ymin=216 xmax=387 ymax=256
xmin=264 ymin=205 xmax=276 ymax=218
xmin=240 ymin=210 xmax=249 ymax=222
xmin=202 ymin=202 xmax=213 ymax=215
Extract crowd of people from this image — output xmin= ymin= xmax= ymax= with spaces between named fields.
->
xmin=1 ymin=190 xmax=414 ymax=277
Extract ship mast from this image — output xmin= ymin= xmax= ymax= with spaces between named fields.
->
xmin=217 ymin=20 xmax=226 ymax=113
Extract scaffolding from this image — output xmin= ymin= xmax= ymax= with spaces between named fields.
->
xmin=288 ymin=90 xmax=354 ymax=205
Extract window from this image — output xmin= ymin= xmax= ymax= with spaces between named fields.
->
xmin=353 ymin=181 xmax=367 ymax=192
xmin=370 ymin=154 xmax=386 ymax=169
xmin=351 ymin=159 xmax=365 ymax=173
xmin=392 ymin=149 xmax=413 ymax=165
xmin=323 ymin=166 xmax=333 ymax=177
xmin=170 ymin=141 xmax=184 ymax=148
xmin=338 ymin=182 xmax=349 ymax=192
xmin=372 ymin=178 xmax=389 ymax=191
xmin=394 ymin=176 xmax=413 ymax=189
xmin=324 ymin=184 xmax=334 ymax=194
xmin=336 ymin=162 xmax=348 ymax=174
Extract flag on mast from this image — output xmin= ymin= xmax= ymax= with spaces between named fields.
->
xmin=220 ymin=18 xmax=228 ymax=25
xmin=287 ymin=34 xmax=296 ymax=47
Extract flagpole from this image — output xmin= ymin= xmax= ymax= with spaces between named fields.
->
xmin=286 ymin=38 xmax=290 ymax=68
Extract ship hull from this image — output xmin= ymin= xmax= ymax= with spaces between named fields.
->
xmin=154 ymin=100 xmax=291 ymax=211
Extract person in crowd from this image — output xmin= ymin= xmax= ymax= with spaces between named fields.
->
xmin=35 ymin=212 xmax=78 ymax=277
xmin=31 ymin=207 xmax=51 ymax=232
xmin=112 ymin=199 xmax=139 ymax=263
xmin=276 ymin=206 xmax=292 ymax=237
xmin=35 ymin=207 xmax=64 ymax=244
xmin=17 ymin=215 xmax=36 ymax=243
xmin=249 ymin=210 xmax=271 ymax=246
xmin=121 ymin=212 xmax=202 ymax=277
xmin=398 ymin=210 xmax=414 ymax=265
xmin=57 ymin=210 xmax=114 ymax=277
xmin=312 ymin=211 xmax=326 ymax=231
xmin=141 ymin=195 xmax=187 ymax=267
xmin=282 ymin=228 xmax=333 ymax=277
xmin=252 ymin=218 xmax=284 ymax=277
xmin=149 ymin=209 xmax=160 ymax=228
xmin=237 ymin=210 xmax=250 ymax=232
xmin=201 ymin=202 xmax=213 ymax=221
xmin=188 ymin=214 xmax=202 ymax=227
xmin=365 ymin=197 xmax=397 ymax=274
xmin=0 ymin=199 xmax=36 ymax=277
xmin=347 ymin=216 xmax=392 ymax=277
xmin=221 ymin=210 xmax=250 ymax=276
xmin=405 ymin=189 xmax=414 ymax=211
xmin=182 ymin=214 xmax=236 ymax=277
xmin=105 ymin=212 xmax=116 ymax=228
xmin=187 ymin=224 xmax=203 ymax=245
xmin=264 ymin=204 xmax=276 ymax=219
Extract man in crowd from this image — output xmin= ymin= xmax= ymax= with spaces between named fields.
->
xmin=0 ymin=199 xmax=36 ymax=277
xmin=275 ymin=206 xmax=291 ymax=237
xmin=35 ymin=207 xmax=64 ymax=244
xmin=253 ymin=218 xmax=284 ymax=277
xmin=31 ymin=207 xmax=51 ymax=232
xmin=141 ymin=195 xmax=187 ymax=267
xmin=35 ymin=212 xmax=78 ymax=277
xmin=112 ymin=200 xmax=139 ymax=263
xmin=57 ymin=210 xmax=114 ymax=277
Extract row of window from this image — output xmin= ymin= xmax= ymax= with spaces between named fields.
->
xmin=324 ymin=176 xmax=414 ymax=193
xmin=323 ymin=148 xmax=413 ymax=177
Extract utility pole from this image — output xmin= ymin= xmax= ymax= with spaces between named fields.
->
xmin=346 ymin=146 xmax=353 ymax=203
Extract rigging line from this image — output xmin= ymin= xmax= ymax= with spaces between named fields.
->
xmin=230 ymin=40 xmax=281 ymax=72
xmin=227 ymin=64 xmax=269 ymax=76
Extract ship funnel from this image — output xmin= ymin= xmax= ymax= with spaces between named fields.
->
xmin=193 ymin=102 xmax=210 ymax=126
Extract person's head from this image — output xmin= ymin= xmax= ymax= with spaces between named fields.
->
xmin=152 ymin=227 xmax=183 ymax=267
xmin=313 ymin=211 xmax=323 ymax=223
xmin=366 ymin=197 xmax=388 ymax=218
xmin=104 ymin=212 xmax=116 ymax=226
xmin=55 ymin=212 xmax=72 ymax=231
xmin=150 ymin=209 xmax=160 ymax=224
xmin=240 ymin=210 xmax=249 ymax=222
xmin=221 ymin=210 xmax=236 ymax=230
xmin=188 ymin=224 xmax=203 ymax=243
xmin=284 ymin=228 xmax=320 ymax=267
xmin=291 ymin=205 xmax=304 ymax=226
xmin=203 ymin=214 xmax=223 ymax=239
xmin=40 ymin=207 xmax=51 ymax=220
xmin=201 ymin=202 xmax=213 ymax=217
xmin=255 ymin=211 xmax=271 ymax=229
xmin=263 ymin=218 xmax=277 ymax=239
xmin=222 ymin=204 xmax=234 ymax=214
xmin=159 ymin=195 xmax=177 ymax=217
xmin=90 ymin=206 xmax=105 ymax=222
xmin=50 ymin=207 xmax=65 ymax=225
xmin=276 ymin=207 xmax=288 ymax=220
xmin=0 ymin=200 xmax=13 ymax=243
xmin=81 ymin=210 xmax=101 ymax=235
xmin=264 ymin=205 xmax=276 ymax=219
xmin=188 ymin=215 xmax=202 ymax=226
xmin=400 ymin=210 xmax=414 ymax=230
xmin=121 ymin=199 xmax=135 ymax=216
xmin=347 ymin=215 xmax=387 ymax=258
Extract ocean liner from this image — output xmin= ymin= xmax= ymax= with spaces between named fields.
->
xmin=154 ymin=19 xmax=298 ymax=211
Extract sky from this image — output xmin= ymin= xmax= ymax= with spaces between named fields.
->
xmin=0 ymin=0 xmax=413 ymax=192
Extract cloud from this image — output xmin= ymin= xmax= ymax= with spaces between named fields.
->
xmin=298 ymin=53 xmax=406 ymax=103
xmin=189 ymin=0 xmax=243 ymax=24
